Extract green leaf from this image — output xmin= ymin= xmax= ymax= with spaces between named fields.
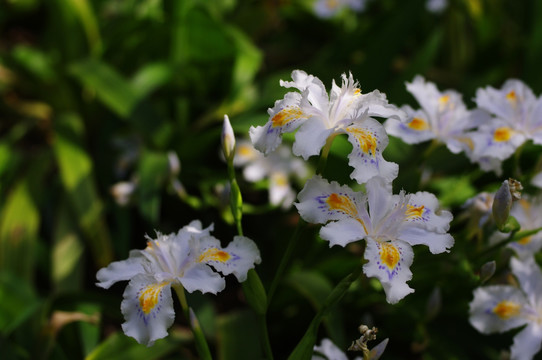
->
xmin=86 ymin=331 xmax=187 ymax=360
xmin=137 ymin=151 xmax=170 ymax=225
xmin=216 ymin=309 xmax=262 ymax=360
xmin=69 ymin=59 xmax=139 ymax=118
xmin=52 ymin=199 xmax=85 ymax=293
xmin=288 ymin=265 xmax=363 ymax=360
xmin=0 ymin=271 xmax=41 ymax=335
xmin=131 ymin=62 xmax=173 ymax=98
xmin=286 ymin=270 xmax=345 ymax=347
xmin=61 ymin=0 xmax=102 ymax=55
xmin=11 ymin=45 xmax=56 ymax=82
xmin=53 ymin=113 xmax=113 ymax=267
xmin=0 ymin=181 xmax=40 ymax=281
xmin=241 ymin=269 xmax=267 ymax=315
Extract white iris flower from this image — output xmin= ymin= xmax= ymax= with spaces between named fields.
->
xmin=468 ymin=80 xmax=542 ymax=162
xmin=469 ymin=257 xmax=542 ymax=360
xmin=249 ymin=70 xmax=406 ymax=184
xmin=96 ymin=220 xmax=261 ymax=346
xmin=295 ymin=175 xmax=454 ymax=303
xmin=233 ymin=140 xmax=309 ymax=209
xmin=385 ymin=76 xmax=482 ymax=155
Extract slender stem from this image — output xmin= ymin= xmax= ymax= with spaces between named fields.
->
xmin=267 ymin=218 xmax=306 ymax=303
xmin=226 ymin=160 xmax=272 ymax=359
xmin=172 ymin=284 xmax=213 ymax=360
xmin=316 ymin=134 xmax=337 ymax=175
xmin=258 ymin=314 xmax=274 ymax=360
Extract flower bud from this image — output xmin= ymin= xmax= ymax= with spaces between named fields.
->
xmin=221 ymin=114 xmax=236 ymax=161
xmin=492 ymin=180 xmax=512 ymax=231
xmin=167 ymin=151 xmax=181 ymax=176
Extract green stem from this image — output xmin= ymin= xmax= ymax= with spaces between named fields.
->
xmin=287 ymin=262 xmax=364 ymax=360
xmin=474 ymin=227 xmax=542 ymax=260
xmin=226 ymin=160 xmax=272 ymax=359
xmin=316 ymin=134 xmax=337 ymax=175
xmin=172 ymin=284 xmax=213 ymax=360
xmin=259 ymin=314 xmax=274 ymax=360
xmin=267 ymin=218 xmax=306 ymax=303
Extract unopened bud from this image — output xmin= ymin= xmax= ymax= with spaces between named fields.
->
xmin=479 ymin=260 xmax=496 ymax=284
xmin=492 ymin=180 xmax=512 ymax=230
xmin=221 ymin=114 xmax=236 ymax=161
xmin=167 ymin=151 xmax=181 ymax=176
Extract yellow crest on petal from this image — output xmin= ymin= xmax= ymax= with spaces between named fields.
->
xmin=493 ymin=300 xmax=521 ymax=319
xmin=199 ymin=248 xmax=231 ymax=263
xmin=493 ymin=127 xmax=513 ymax=142
xmin=325 ymin=193 xmax=368 ymax=233
xmin=406 ymin=205 xmax=425 ymax=220
xmin=506 ymin=90 xmax=517 ymax=105
xmin=408 ymin=117 xmax=429 ymax=131
xmin=139 ymin=283 xmax=167 ymax=315
xmin=379 ymin=243 xmax=400 ymax=270
xmin=346 ymin=127 xmax=377 ymax=156
xmin=271 ymin=107 xmax=307 ymax=128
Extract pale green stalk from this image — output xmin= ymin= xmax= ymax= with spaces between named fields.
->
xmin=172 ymin=284 xmax=213 ymax=360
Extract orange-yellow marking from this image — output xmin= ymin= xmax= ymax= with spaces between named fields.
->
xmin=199 ymin=248 xmax=231 ymax=263
xmin=408 ymin=117 xmax=429 ymax=131
xmin=493 ymin=301 xmax=521 ymax=320
xmin=406 ymin=205 xmax=425 ymax=220
xmin=380 ymin=243 xmax=400 ymax=269
xmin=346 ymin=127 xmax=377 ymax=156
xmin=506 ymin=90 xmax=517 ymax=103
xmin=139 ymin=283 xmax=167 ymax=314
xmin=271 ymin=107 xmax=306 ymax=128
xmin=326 ymin=193 xmax=368 ymax=234
xmin=493 ymin=127 xmax=513 ymax=142
xmin=517 ymin=236 xmax=532 ymax=245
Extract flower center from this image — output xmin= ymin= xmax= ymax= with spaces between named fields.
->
xmin=408 ymin=117 xmax=429 ymax=131
xmin=493 ymin=300 xmax=521 ymax=320
xmin=493 ymin=127 xmax=513 ymax=142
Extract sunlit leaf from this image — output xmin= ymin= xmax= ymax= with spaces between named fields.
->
xmin=69 ymin=59 xmax=139 ymax=118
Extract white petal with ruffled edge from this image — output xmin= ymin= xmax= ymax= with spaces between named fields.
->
xmin=363 ymin=239 xmax=414 ymax=304
xmin=385 ymin=106 xmax=435 ymax=145
xmin=470 ymin=121 xmax=527 ymax=161
xmin=295 ymin=175 xmax=368 ymax=225
xmin=320 ymin=218 xmax=367 ymax=247
xmin=398 ymin=227 xmax=454 ymax=254
xmin=345 ymin=117 xmax=398 ymax=184
xmin=96 ymin=251 xmax=146 ymax=289
xmin=200 ymin=236 xmax=262 ymax=282
xmin=292 ymin=118 xmax=335 ymax=160
xmin=180 ymin=262 xmax=226 ymax=294
xmin=120 ymin=274 xmax=175 ymax=346
xmin=404 ymin=191 xmax=453 ymax=233
xmin=312 ymin=338 xmax=350 ymax=360
xmin=510 ymin=323 xmax=542 ymax=360
xmin=250 ymin=92 xmax=308 ymax=155
xmin=511 ymin=257 xmax=542 ymax=307
xmin=469 ymin=285 xmax=529 ymax=334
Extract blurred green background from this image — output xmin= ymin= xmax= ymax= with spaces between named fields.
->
xmin=2 ymin=0 xmax=542 ymax=359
